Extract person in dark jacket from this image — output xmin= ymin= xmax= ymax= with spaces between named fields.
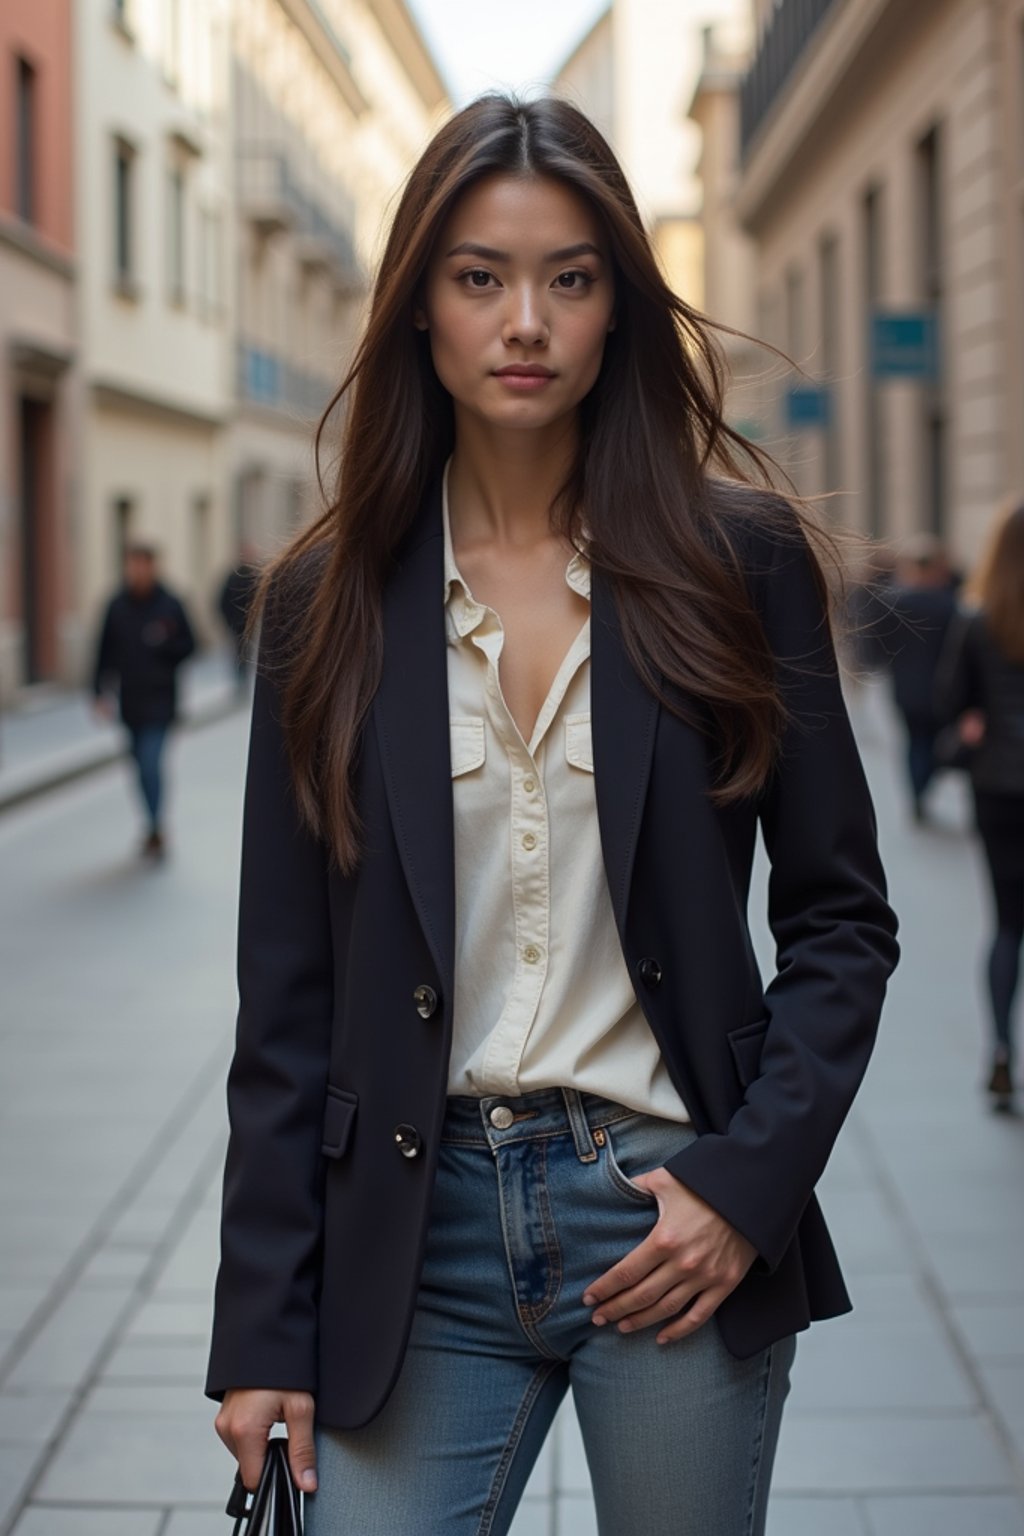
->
xmin=882 ymin=539 xmax=958 ymax=822
xmin=937 ymin=501 xmax=1024 ymax=1110
xmin=217 ymin=551 xmax=261 ymax=695
xmin=207 ymin=96 xmax=898 ymax=1534
xmin=93 ymin=544 xmax=196 ymax=858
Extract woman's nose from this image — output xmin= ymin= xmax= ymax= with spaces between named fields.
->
xmin=502 ymin=286 xmax=549 ymax=347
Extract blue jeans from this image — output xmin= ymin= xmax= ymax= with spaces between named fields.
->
xmin=128 ymin=723 xmax=168 ymax=829
xmin=307 ymin=1088 xmax=796 ymax=1535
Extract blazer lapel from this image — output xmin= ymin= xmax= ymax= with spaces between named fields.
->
xmin=372 ymin=477 xmax=455 ymax=1001
xmin=591 ymin=567 xmax=660 ymax=938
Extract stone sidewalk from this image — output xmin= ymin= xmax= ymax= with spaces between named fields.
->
xmin=0 ymin=648 xmax=244 ymax=813
xmin=0 ymin=682 xmax=1022 ymax=1535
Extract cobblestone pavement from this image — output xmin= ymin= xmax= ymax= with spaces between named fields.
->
xmin=1 ymin=681 xmax=1022 ymax=1535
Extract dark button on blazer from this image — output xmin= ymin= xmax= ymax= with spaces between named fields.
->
xmin=206 ymin=476 xmax=899 ymax=1429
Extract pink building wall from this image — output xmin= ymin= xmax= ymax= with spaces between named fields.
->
xmin=0 ymin=0 xmax=73 ymax=251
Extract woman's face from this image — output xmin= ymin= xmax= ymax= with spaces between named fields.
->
xmin=414 ymin=173 xmax=616 ymax=434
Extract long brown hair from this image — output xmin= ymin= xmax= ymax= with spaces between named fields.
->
xmin=259 ymin=92 xmax=836 ymax=874
xmin=969 ymin=499 xmax=1024 ymax=662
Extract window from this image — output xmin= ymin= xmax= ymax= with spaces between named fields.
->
xmin=862 ymin=183 xmax=884 ymax=539
xmin=784 ymin=264 xmax=804 ymax=362
xmin=916 ymin=124 xmax=946 ymax=539
xmin=113 ymin=496 xmax=134 ymax=572
xmin=15 ymin=56 xmax=36 ymax=224
xmin=818 ymin=232 xmax=840 ymax=491
xmin=168 ymin=165 xmax=186 ymax=303
xmin=114 ymin=138 xmax=137 ymax=290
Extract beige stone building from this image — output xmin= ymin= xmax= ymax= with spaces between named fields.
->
xmin=553 ymin=1 xmax=752 ymax=315
xmin=74 ymin=0 xmax=235 ymax=661
xmin=711 ymin=0 xmax=1024 ymax=562
xmin=230 ymin=0 xmax=449 ymax=555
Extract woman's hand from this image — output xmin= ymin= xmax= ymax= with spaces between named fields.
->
xmin=582 ymin=1170 xmax=757 ymax=1345
xmin=215 ymin=1388 xmax=317 ymax=1494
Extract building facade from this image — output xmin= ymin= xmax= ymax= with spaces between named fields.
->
xmin=554 ymin=0 xmax=752 ymax=312
xmin=229 ymin=0 xmax=448 ymax=556
xmin=730 ymin=0 xmax=1024 ymax=561
xmin=0 ymin=0 xmax=77 ymax=697
xmin=74 ymin=0 xmax=235 ymax=660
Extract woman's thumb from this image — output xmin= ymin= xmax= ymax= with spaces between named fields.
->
xmin=284 ymin=1393 xmax=317 ymax=1493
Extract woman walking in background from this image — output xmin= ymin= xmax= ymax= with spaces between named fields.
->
xmin=206 ymin=93 xmax=899 ymax=1534
xmin=938 ymin=500 xmax=1024 ymax=1112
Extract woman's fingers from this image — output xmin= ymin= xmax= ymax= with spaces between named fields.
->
xmin=284 ymin=1392 xmax=318 ymax=1493
xmin=215 ymin=1388 xmax=317 ymax=1494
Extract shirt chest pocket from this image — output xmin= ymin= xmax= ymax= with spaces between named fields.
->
xmin=564 ymin=712 xmax=594 ymax=773
xmin=450 ymin=716 xmax=486 ymax=777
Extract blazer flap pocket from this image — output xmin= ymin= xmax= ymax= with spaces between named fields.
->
xmin=564 ymin=712 xmax=594 ymax=772
xmin=727 ymin=1018 xmax=769 ymax=1087
xmin=450 ymin=717 xmax=486 ymax=777
xmin=321 ymin=1086 xmax=358 ymax=1159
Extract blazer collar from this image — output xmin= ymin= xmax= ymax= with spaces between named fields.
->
xmin=371 ymin=476 xmax=659 ymax=996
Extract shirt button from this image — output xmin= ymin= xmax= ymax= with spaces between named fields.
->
xmin=489 ymin=1105 xmax=515 ymax=1129
xmin=523 ymin=944 xmax=541 ymax=964
xmin=521 ymin=832 xmax=537 ymax=851
xmin=523 ymin=777 xmax=536 ymax=794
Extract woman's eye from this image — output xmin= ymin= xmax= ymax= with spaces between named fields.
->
xmin=463 ymin=269 xmax=495 ymax=288
xmin=555 ymin=270 xmax=593 ymax=290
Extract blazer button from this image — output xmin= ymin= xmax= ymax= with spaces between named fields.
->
xmin=413 ymin=984 xmax=439 ymax=1019
xmin=394 ymin=1124 xmax=423 ymax=1159
xmin=637 ymin=956 xmax=663 ymax=989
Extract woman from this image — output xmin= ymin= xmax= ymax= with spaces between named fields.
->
xmin=937 ymin=500 xmax=1024 ymax=1111
xmin=207 ymin=95 xmax=899 ymax=1535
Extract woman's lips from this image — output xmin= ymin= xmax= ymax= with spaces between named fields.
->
xmin=493 ymin=370 xmax=556 ymax=391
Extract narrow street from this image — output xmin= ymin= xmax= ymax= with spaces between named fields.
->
xmin=1 ymin=684 xmax=1022 ymax=1535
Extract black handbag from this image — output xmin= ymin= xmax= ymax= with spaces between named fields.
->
xmin=226 ymin=1438 xmax=303 ymax=1535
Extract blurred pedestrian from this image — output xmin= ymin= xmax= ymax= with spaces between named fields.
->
xmin=936 ymin=500 xmax=1024 ymax=1111
xmin=218 ymin=549 xmax=261 ymax=696
xmin=882 ymin=536 xmax=958 ymax=823
xmin=92 ymin=544 xmax=196 ymax=859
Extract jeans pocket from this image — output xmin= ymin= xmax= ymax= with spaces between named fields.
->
xmin=600 ymin=1114 xmax=696 ymax=1205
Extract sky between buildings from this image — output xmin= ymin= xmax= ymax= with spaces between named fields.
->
xmin=404 ymin=0 xmax=610 ymax=106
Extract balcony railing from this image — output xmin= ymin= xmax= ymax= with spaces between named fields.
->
xmin=237 ymin=143 xmax=359 ymax=284
xmin=237 ymin=343 xmax=336 ymax=419
xmin=740 ymin=0 xmax=841 ymax=159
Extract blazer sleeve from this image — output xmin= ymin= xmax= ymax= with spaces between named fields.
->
xmin=664 ymin=524 xmax=900 ymax=1272
xmin=205 ymin=586 xmax=334 ymax=1400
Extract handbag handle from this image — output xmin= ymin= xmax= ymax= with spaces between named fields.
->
xmin=226 ymin=1438 xmax=301 ymax=1534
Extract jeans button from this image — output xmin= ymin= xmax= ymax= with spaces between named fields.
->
xmin=489 ymin=1105 xmax=515 ymax=1130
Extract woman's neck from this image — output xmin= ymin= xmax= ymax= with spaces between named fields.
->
xmin=447 ymin=417 xmax=578 ymax=549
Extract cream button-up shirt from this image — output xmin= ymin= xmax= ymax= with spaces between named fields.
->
xmin=442 ymin=459 xmax=691 ymax=1123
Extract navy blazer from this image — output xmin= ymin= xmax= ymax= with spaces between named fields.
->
xmin=206 ymin=477 xmax=899 ymax=1429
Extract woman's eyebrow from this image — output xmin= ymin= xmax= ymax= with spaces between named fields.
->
xmin=445 ymin=241 xmax=604 ymax=262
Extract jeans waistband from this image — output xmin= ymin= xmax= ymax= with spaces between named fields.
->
xmin=442 ymin=1086 xmax=650 ymax=1161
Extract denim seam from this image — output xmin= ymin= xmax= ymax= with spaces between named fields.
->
xmin=475 ymin=1359 xmax=562 ymax=1536
xmin=493 ymin=1140 xmax=562 ymax=1358
xmin=516 ymin=1140 xmax=563 ymax=1331
xmin=742 ymin=1342 xmax=775 ymax=1535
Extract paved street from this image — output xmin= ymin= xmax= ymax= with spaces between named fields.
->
xmin=1 ymin=681 xmax=1023 ymax=1535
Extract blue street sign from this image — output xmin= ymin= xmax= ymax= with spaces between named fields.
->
xmin=871 ymin=311 xmax=939 ymax=379
xmin=785 ymin=385 xmax=831 ymax=429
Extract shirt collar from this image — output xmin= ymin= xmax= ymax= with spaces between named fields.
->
xmin=442 ymin=455 xmax=591 ymax=625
